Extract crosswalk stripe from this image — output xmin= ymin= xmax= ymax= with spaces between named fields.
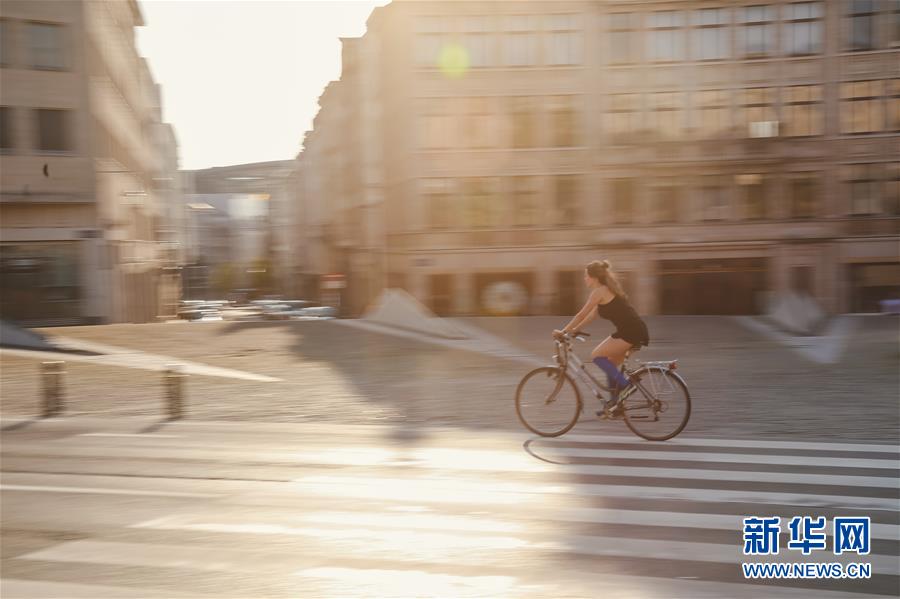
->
xmin=0 ymin=484 xmax=219 ymax=499
xmin=538 ymin=447 xmax=899 ymax=470
xmin=0 ymin=578 xmax=212 ymax=598
xmin=22 ymin=528 xmax=898 ymax=575
xmin=294 ymin=566 xmax=521 ymax=597
xmin=275 ymin=474 xmax=900 ymax=512
xmin=8 ymin=440 xmax=897 ymax=484
xmin=131 ymin=504 xmax=900 ymax=542
xmin=546 ymin=463 xmax=898 ymax=489
xmin=563 ymin=534 xmax=900 ymax=571
xmin=291 ymin=566 xmax=869 ymax=599
xmin=4 ymin=416 xmax=895 ymax=454
xmin=558 ymin=434 xmax=900 ymax=454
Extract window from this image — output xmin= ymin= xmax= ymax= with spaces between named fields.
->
xmin=699 ymin=176 xmax=729 ymax=220
xmin=844 ymin=164 xmax=881 ymax=215
xmin=510 ymin=97 xmax=536 ymax=148
xmin=423 ymin=179 xmax=455 ymax=229
xmin=0 ymin=242 xmax=83 ymax=321
xmin=465 ymin=178 xmax=496 ymax=228
xmin=789 ymin=173 xmax=820 ymax=219
xmin=892 ymin=0 xmax=900 ymax=46
xmin=503 ymin=16 xmax=538 ymax=66
xmin=783 ymin=85 xmax=823 ymax=136
xmin=647 ymin=11 xmax=686 ymax=62
xmin=0 ymin=20 xmax=10 ymax=67
xmin=462 ymin=97 xmax=493 ymax=148
xmin=651 ymin=179 xmax=681 ymax=223
xmin=841 ymin=81 xmax=883 ymax=134
xmin=612 ymin=179 xmax=635 ymax=224
xmin=785 ymin=2 xmax=823 ymax=55
xmin=550 ymin=96 xmax=578 ymax=147
xmin=791 ymin=266 xmax=814 ymax=294
xmin=736 ymin=174 xmax=767 ymax=220
xmin=694 ymin=90 xmax=731 ymax=138
xmin=28 ymin=22 xmax=65 ymax=70
xmin=847 ymin=0 xmax=876 ymax=51
xmin=415 ymin=34 xmax=442 ymax=67
xmin=512 ymin=176 xmax=539 ymax=227
xmin=691 ymin=8 xmax=730 ymax=61
xmin=420 ymin=99 xmax=456 ymax=149
xmin=885 ymin=163 xmax=900 ymax=215
xmin=738 ymin=88 xmax=776 ymax=136
xmin=606 ymin=94 xmax=641 ymax=142
xmin=0 ymin=107 xmax=12 ymax=151
xmin=608 ymin=12 xmax=638 ymax=65
xmin=462 ymin=16 xmax=495 ymax=68
xmin=545 ymin=14 xmax=582 ymax=65
xmin=648 ymin=92 xmax=684 ymax=140
xmin=414 ymin=16 xmax=450 ymax=68
xmin=887 ymin=79 xmax=900 ymax=132
xmin=553 ymin=175 xmax=579 ymax=226
xmin=738 ymin=5 xmax=775 ymax=58
xmin=36 ymin=109 xmax=72 ymax=153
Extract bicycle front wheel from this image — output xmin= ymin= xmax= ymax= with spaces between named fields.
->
xmin=515 ymin=367 xmax=582 ymax=437
xmin=622 ymin=368 xmax=691 ymax=441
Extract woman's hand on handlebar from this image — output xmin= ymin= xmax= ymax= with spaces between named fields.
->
xmin=552 ymin=329 xmax=566 ymax=340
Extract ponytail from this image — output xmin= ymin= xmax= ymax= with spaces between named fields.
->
xmin=586 ymin=260 xmax=627 ymax=298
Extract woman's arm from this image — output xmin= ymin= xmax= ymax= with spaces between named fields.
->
xmin=563 ymin=309 xmax=597 ymax=333
xmin=557 ymin=289 xmax=603 ymax=335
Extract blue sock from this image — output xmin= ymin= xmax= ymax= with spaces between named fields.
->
xmin=593 ymin=357 xmax=629 ymax=393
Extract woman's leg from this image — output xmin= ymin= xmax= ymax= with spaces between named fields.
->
xmin=591 ymin=336 xmax=633 ymax=366
xmin=591 ymin=336 xmax=634 ymax=394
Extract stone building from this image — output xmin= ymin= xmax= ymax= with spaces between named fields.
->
xmin=299 ymin=0 xmax=899 ymax=316
xmin=0 ymin=0 xmax=182 ymax=324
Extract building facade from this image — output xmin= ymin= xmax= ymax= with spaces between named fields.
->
xmin=0 ymin=0 xmax=182 ymax=325
xmin=302 ymin=0 xmax=899 ymax=316
xmin=181 ymin=160 xmax=296 ymax=299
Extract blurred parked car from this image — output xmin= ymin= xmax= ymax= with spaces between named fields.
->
xmin=177 ymin=301 xmax=223 ymax=321
xmin=295 ymin=306 xmax=336 ymax=319
xmin=261 ymin=303 xmax=292 ymax=320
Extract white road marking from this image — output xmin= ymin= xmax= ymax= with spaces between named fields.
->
xmin=0 ymin=484 xmax=219 ymax=499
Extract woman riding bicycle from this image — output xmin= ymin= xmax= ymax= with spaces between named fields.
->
xmin=553 ymin=260 xmax=649 ymax=412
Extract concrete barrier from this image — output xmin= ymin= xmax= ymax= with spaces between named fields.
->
xmin=41 ymin=361 xmax=65 ymax=417
xmin=362 ymin=289 xmax=469 ymax=340
xmin=164 ymin=364 xmax=186 ymax=419
xmin=766 ymin=291 xmax=827 ymax=336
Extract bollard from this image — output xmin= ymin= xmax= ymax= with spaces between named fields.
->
xmin=164 ymin=363 xmax=186 ymax=419
xmin=41 ymin=361 xmax=65 ymax=418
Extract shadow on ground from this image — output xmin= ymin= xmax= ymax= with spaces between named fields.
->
xmin=1 ymin=315 xmax=896 ymax=443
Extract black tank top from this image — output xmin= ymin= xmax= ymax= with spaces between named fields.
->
xmin=596 ymin=294 xmax=642 ymax=331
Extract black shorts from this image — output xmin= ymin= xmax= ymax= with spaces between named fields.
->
xmin=612 ymin=321 xmax=650 ymax=347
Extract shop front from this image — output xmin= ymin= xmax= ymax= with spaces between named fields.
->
xmin=659 ymin=258 xmax=769 ymax=315
xmin=0 ymin=242 xmax=83 ymax=324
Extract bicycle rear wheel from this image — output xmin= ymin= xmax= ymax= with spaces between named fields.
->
xmin=622 ymin=368 xmax=690 ymax=441
xmin=515 ymin=367 xmax=581 ymax=437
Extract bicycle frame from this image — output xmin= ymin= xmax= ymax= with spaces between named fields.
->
xmin=555 ymin=337 xmax=679 ymax=404
xmin=554 ymin=338 xmax=613 ymax=399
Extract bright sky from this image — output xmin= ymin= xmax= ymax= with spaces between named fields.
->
xmin=136 ymin=0 xmax=387 ymax=171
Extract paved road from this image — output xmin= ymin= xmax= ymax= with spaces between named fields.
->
xmin=1 ymin=315 xmax=897 ymax=442
xmin=2 ymin=417 xmax=897 ymax=598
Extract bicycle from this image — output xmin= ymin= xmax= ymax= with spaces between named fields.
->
xmin=514 ymin=331 xmax=691 ymax=441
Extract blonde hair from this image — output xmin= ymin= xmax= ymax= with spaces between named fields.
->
xmin=586 ymin=260 xmax=626 ymax=297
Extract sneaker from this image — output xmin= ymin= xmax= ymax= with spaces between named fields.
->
xmin=596 ymin=397 xmax=624 ymax=419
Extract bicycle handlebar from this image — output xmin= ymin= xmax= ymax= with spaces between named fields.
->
xmin=555 ymin=331 xmax=590 ymax=343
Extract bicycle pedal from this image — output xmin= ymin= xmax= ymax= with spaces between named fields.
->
xmin=597 ymin=407 xmax=623 ymax=420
